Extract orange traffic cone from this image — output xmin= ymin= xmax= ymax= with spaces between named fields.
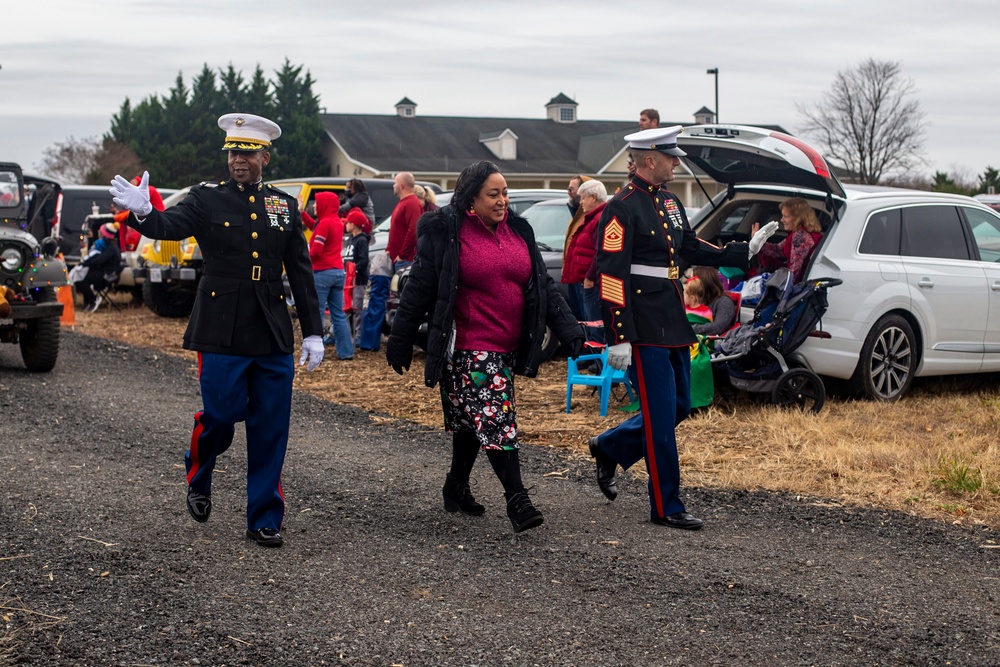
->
xmin=57 ymin=284 xmax=76 ymax=326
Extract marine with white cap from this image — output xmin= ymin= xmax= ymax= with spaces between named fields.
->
xmin=109 ymin=112 xmax=325 ymax=548
xmin=586 ymin=125 xmax=778 ymax=531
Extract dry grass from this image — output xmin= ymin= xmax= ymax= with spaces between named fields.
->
xmin=66 ymin=292 xmax=1000 ymax=528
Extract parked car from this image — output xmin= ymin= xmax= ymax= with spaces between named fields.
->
xmin=129 ymin=185 xmax=212 ymax=317
xmin=370 ymin=188 xmax=567 ymax=255
xmin=267 ymin=177 xmax=441 ymax=227
xmin=973 ymin=193 xmax=1000 ymax=212
xmin=0 ymin=162 xmax=67 ymax=372
xmin=678 ymin=124 xmax=1000 ymax=401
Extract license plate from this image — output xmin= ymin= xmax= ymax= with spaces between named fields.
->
xmin=150 ymin=268 xmax=162 ymax=283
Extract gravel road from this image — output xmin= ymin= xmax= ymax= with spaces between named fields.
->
xmin=1 ymin=332 xmax=998 ymax=666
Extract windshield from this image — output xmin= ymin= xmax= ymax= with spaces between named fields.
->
xmin=0 ymin=170 xmax=22 ymax=209
xmin=522 ymin=203 xmax=570 ymax=251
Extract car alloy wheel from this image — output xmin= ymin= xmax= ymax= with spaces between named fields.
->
xmin=853 ymin=314 xmax=916 ymax=402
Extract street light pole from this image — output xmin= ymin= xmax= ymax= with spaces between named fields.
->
xmin=706 ymin=68 xmax=719 ymax=123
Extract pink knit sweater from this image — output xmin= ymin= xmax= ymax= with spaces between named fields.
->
xmin=453 ymin=212 xmax=532 ymax=353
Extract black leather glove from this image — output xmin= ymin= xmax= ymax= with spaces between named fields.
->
xmin=569 ymin=337 xmax=584 ymax=360
xmin=385 ymin=337 xmax=412 ymax=375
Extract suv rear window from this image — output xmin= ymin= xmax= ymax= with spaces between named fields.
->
xmin=859 ymin=208 xmax=901 ymax=255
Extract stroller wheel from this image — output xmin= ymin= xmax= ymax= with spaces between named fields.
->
xmin=772 ymin=369 xmax=826 ymax=413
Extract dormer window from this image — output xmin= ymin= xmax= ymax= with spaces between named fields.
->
xmin=545 ymin=93 xmax=578 ymax=124
xmin=395 ymin=97 xmax=417 ymax=118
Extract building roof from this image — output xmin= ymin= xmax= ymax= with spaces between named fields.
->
xmin=320 ymin=113 xmax=790 ymax=176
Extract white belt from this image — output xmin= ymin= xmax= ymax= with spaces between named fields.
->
xmin=630 ymin=264 xmax=679 ymax=279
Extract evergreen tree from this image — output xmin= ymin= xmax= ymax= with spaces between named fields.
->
xmin=104 ymin=60 xmax=327 ymax=188
xmin=977 ymin=166 xmax=999 ymax=195
xmin=266 ymin=59 xmax=328 ymax=179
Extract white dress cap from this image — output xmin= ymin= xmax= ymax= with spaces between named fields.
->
xmin=218 ymin=113 xmax=282 ymax=151
xmin=624 ymin=125 xmax=686 ymax=156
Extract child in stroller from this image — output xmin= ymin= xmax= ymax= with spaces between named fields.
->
xmin=711 ymin=268 xmax=842 ymax=412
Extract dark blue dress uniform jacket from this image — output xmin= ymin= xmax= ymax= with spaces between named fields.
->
xmin=131 ymin=180 xmax=323 ymax=356
xmin=596 ymin=175 xmax=749 ymax=347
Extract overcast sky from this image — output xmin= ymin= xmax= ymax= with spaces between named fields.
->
xmin=4 ymin=0 xmax=998 ymax=183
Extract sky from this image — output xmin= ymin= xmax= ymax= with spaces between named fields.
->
xmin=4 ymin=0 xmax=999 ymax=184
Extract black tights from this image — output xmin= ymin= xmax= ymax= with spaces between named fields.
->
xmin=449 ymin=432 xmax=524 ymax=495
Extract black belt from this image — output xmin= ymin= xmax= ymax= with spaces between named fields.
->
xmin=204 ymin=265 xmax=284 ymax=281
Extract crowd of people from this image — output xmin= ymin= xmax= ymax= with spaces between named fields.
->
xmin=104 ymin=107 xmax=795 ymax=548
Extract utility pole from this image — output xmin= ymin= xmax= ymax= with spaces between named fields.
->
xmin=706 ymin=68 xmax=719 ymax=123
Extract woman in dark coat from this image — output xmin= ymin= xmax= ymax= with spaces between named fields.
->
xmin=387 ymin=160 xmax=584 ymax=533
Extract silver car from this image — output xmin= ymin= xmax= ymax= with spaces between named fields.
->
xmin=679 ymin=124 xmax=1000 ymax=401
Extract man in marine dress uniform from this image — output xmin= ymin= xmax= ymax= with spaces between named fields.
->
xmin=110 ymin=113 xmax=326 ymax=548
xmin=587 ymin=126 xmax=777 ymax=530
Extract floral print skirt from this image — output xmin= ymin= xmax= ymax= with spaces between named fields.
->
xmin=440 ymin=350 xmax=519 ymax=451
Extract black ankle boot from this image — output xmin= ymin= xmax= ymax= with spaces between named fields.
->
xmin=504 ymin=489 xmax=543 ymax=533
xmin=442 ymin=473 xmax=485 ymax=516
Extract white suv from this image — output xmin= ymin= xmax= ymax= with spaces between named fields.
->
xmin=678 ymin=125 xmax=1000 ymax=401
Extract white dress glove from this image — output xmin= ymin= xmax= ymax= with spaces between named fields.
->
xmin=607 ymin=342 xmax=632 ymax=371
xmin=299 ymin=335 xmax=324 ymax=372
xmin=749 ymin=220 xmax=780 ymax=257
xmin=109 ymin=171 xmax=152 ymax=217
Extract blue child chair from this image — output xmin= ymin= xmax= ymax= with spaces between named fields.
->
xmin=565 ymin=343 xmax=635 ymax=417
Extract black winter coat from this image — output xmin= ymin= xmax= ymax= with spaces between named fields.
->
xmin=387 ymin=206 xmax=584 ymax=388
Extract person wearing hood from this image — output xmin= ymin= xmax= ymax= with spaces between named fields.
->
xmin=338 ymin=178 xmax=376 ymax=225
xmin=310 ymin=191 xmax=354 ymax=360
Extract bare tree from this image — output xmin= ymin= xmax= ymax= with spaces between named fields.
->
xmin=798 ymin=58 xmax=925 ymax=184
xmin=36 ymin=136 xmax=144 ymax=185
xmin=36 ymin=135 xmax=101 ymax=183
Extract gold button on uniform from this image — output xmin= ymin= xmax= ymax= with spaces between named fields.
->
xmin=636 ymin=289 xmax=642 ymax=294
xmin=211 ymin=291 xmax=216 ymax=297
xmin=252 ymin=232 xmax=258 ymax=239
xmin=617 ymin=323 xmax=622 ymax=328
xmin=249 ymin=196 xmax=255 ymax=203
xmin=224 ymin=221 xmax=230 ymax=227
xmin=279 ymin=227 xmax=284 ymax=232
xmin=252 ymin=251 xmax=259 ymax=259
xmin=614 ymin=310 xmax=621 ymax=315
xmin=250 ymin=213 xmax=257 ymax=220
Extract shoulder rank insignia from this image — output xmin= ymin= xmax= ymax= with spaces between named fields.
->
xmin=602 ymin=217 xmax=624 ymax=252
xmin=600 ymin=274 xmax=625 ymax=306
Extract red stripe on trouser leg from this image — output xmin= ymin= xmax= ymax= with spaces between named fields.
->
xmin=187 ymin=411 xmax=206 ymax=485
xmin=633 ymin=347 xmax=664 ymax=518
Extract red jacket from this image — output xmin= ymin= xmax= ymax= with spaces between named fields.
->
xmin=308 ymin=192 xmax=345 ymax=271
xmin=387 ymin=194 xmax=423 ymax=262
xmin=561 ymin=202 xmax=604 ymax=284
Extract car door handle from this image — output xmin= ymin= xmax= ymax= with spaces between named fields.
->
xmin=992 ymin=281 xmax=1000 ymax=292
xmin=917 ymin=278 xmax=934 ymax=288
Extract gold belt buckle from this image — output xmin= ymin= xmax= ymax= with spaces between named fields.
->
xmin=667 ymin=267 xmax=679 ymax=279
xmin=252 ymin=265 xmax=262 ymax=281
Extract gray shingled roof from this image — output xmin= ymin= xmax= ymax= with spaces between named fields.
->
xmin=321 ymin=114 xmax=790 ymax=175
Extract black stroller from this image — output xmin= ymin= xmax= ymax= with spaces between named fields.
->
xmin=711 ymin=269 xmax=843 ymax=412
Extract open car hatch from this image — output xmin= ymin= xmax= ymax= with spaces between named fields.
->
xmin=677 ymin=124 xmax=846 ymax=199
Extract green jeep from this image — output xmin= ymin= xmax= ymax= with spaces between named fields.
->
xmin=0 ymin=162 xmax=68 ymax=371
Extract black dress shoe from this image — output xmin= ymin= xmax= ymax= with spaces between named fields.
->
xmin=246 ymin=528 xmax=283 ymax=548
xmin=186 ymin=488 xmax=211 ymax=523
xmin=588 ymin=436 xmax=618 ymax=501
xmin=653 ymin=512 xmax=704 ymax=531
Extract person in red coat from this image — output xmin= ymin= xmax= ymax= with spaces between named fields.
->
xmin=309 ymin=191 xmax=354 ymax=360
xmin=561 ymin=179 xmax=607 ymax=327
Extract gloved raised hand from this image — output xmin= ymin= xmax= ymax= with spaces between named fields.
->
xmin=109 ymin=171 xmax=152 ymax=217
xmin=299 ymin=335 xmax=324 ymax=372
xmin=568 ymin=337 xmax=585 ymax=360
xmin=749 ymin=220 xmax=780 ymax=257
xmin=607 ymin=342 xmax=632 ymax=371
